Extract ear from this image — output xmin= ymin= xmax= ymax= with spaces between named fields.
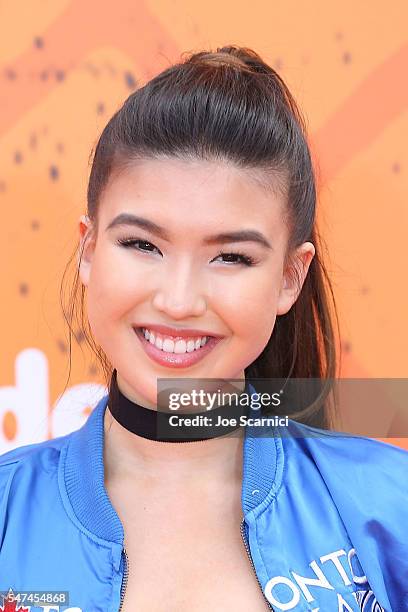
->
xmin=276 ymin=241 xmax=315 ymax=316
xmin=78 ymin=214 xmax=96 ymax=288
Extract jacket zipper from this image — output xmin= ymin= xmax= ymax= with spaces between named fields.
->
xmin=240 ymin=517 xmax=274 ymax=610
xmin=118 ymin=546 xmax=129 ymax=611
xmin=118 ymin=522 xmax=272 ymax=610
xmin=116 ymin=436 xmax=221 ymax=611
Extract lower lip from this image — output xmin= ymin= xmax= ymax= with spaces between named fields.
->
xmin=133 ymin=327 xmax=222 ymax=369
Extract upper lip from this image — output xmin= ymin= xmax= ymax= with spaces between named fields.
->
xmin=135 ymin=324 xmax=223 ymax=339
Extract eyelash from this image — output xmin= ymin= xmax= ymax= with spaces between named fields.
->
xmin=116 ymin=238 xmax=257 ymax=267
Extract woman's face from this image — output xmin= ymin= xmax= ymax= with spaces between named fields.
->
xmin=79 ymin=157 xmax=314 ymax=407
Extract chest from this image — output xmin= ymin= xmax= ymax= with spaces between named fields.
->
xmin=107 ymin=480 xmax=271 ymax=611
xmin=118 ymin=522 xmax=270 ymax=611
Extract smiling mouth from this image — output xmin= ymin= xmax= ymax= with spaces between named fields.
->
xmin=136 ymin=327 xmax=212 ymax=353
xmin=133 ymin=326 xmax=222 ymax=368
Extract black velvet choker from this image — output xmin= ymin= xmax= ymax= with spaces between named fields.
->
xmin=107 ymin=369 xmax=252 ymax=442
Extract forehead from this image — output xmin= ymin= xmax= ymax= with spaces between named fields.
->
xmin=98 ymin=157 xmax=287 ymax=231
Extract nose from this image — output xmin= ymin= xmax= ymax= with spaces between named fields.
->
xmin=151 ymin=259 xmax=207 ymax=319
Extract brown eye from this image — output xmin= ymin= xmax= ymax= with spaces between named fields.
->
xmin=117 ymin=238 xmax=161 ymax=254
xmin=214 ymin=252 xmax=256 ymax=266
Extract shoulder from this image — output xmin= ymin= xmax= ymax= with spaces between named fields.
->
xmin=286 ymin=417 xmax=408 ymax=462
xmin=282 ymin=418 xmax=408 ymax=500
xmin=0 ymin=431 xmax=72 ymax=467
xmin=0 ymin=432 xmax=73 ymax=497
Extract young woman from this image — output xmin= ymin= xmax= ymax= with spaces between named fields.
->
xmin=0 ymin=46 xmax=407 ymax=612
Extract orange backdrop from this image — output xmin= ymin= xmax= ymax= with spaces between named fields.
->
xmin=0 ymin=1 xmax=407 ymax=452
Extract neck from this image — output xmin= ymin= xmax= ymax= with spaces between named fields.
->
xmin=103 ymin=370 xmax=247 ymax=487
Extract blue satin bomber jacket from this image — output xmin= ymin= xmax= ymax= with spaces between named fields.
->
xmin=0 ymin=384 xmax=407 ymax=612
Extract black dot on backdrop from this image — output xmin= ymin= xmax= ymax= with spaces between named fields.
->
xmin=33 ymin=36 xmax=44 ymax=49
xmin=31 ymin=220 xmax=40 ymax=230
xmin=342 ymin=341 xmax=352 ymax=353
xmin=96 ymin=102 xmax=105 ymax=115
xmin=342 ymin=52 xmax=352 ymax=64
xmin=40 ymin=70 xmax=49 ymax=81
xmin=335 ymin=31 xmax=344 ymax=41
xmin=360 ymin=286 xmax=370 ymax=295
xmin=75 ymin=330 xmax=85 ymax=344
xmin=29 ymin=133 xmax=37 ymax=150
xmin=5 ymin=69 xmax=17 ymax=80
xmin=14 ymin=151 xmax=23 ymax=164
xmin=55 ymin=70 xmax=65 ymax=81
xmin=124 ymin=71 xmax=136 ymax=89
xmin=56 ymin=142 xmax=64 ymax=154
xmin=19 ymin=283 xmax=29 ymax=296
xmin=49 ymin=165 xmax=59 ymax=180
xmin=392 ymin=162 xmax=401 ymax=174
xmin=88 ymin=364 xmax=99 ymax=376
xmin=56 ymin=339 xmax=67 ymax=353
xmin=0 ymin=181 xmax=6 ymax=192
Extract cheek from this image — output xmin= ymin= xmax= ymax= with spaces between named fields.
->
xmin=86 ymin=250 xmax=147 ymax=330
xmin=216 ymin=270 xmax=280 ymax=343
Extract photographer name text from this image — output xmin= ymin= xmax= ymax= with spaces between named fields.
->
xmin=166 ymin=414 xmax=289 ymax=427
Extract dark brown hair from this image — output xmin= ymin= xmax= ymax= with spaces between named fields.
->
xmin=60 ymin=45 xmax=341 ymax=429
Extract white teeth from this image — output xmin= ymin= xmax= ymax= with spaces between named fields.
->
xmin=186 ymin=339 xmax=195 ymax=352
xmin=141 ymin=328 xmax=209 ymax=354
xmin=155 ymin=336 xmax=163 ymax=349
xmin=174 ymin=340 xmax=187 ymax=354
xmin=162 ymin=338 xmax=175 ymax=352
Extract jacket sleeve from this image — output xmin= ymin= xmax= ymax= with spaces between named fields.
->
xmin=307 ymin=432 xmax=408 ymax=611
xmin=0 ymin=459 xmax=19 ymax=550
xmin=0 ymin=442 xmax=49 ymax=552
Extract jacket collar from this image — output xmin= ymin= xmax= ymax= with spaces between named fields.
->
xmin=62 ymin=384 xmax=284 ymax=544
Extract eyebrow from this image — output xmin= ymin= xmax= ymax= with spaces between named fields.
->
xmin=106 ymin=213 xmax=273 ymax=250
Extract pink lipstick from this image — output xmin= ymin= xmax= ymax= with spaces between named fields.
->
xmin=133 ymin=327 xmax=222 ymax=369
